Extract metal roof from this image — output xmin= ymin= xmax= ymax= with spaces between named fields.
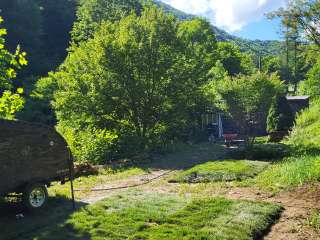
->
xmin=286 ymin=96 xmax=310 ymax=101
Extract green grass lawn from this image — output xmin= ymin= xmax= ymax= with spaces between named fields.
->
xmin=0 ymin=143 xmax=286 ymax=240
xmin=255 ymin=155 xmax=320 ymax=193
xmin=49 ymin=167 xmax=147 ymax=200
xmin=170 ymin=160 xmax=270 ymax=183
xmin=8 ymin=191 xmax=281 ymax=240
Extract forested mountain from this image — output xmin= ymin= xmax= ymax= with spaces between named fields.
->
xmin=0 ymin=0 xmax=77 ymax=80
xmin=0 ymin=0 xmax=281 ymax=81
xmin=156 ymin=0 xmax=283 ymax=56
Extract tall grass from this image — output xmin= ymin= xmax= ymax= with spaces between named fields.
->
xmin=256 ymin=155 xmax=320 ymax=192
xmin=286 ymin=98 xmax=320 ymax=154
xmin=256 ymin=99 xmax=320 ymax=192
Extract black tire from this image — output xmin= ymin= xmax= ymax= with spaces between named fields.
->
xmin=23 ymin=183 xmax=48 ymax=210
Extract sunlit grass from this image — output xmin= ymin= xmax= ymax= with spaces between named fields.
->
xmin=49 ymin=167 xmax=148 ymax=200
xmin=255 ymin=155 xmax=320 ymax=193
xmin=170 ymin=160 xmax=270 ymax=183
xmin=25 ymin=191 xmax=281 ymax=240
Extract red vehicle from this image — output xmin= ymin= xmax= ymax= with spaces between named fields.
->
xmin=223 ymin=133 xmax=238 ymax=147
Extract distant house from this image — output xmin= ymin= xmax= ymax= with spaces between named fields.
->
xmin=286 ymin=96 xmax=310 ymax=115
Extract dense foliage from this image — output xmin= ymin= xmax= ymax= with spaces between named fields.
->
xmin=71 ymin=0 xmax=142 ymax=44
xmin=216 ymin=42 xmax=255 ymax=76
xmin=298 ymin=59 xmax=320 ymax=99
xmin=0 ymin=17 xmax=27 ymax=119
xmin=209 ymin=72 xmax=284 ymax=144
xmin=51 ymin=7 xmax=217 ymax=162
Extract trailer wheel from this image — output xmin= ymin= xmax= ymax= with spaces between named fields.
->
xmin=23 ymin=183 xmax=48 ymax=210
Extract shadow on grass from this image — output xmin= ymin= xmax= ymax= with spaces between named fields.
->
xmin=227 ymin=143 xmax=291 ymax=162
xmin=0 ymin=195 xmax=89 ymax=240
xmin=140 ymin=143 xmax=228 ymax=171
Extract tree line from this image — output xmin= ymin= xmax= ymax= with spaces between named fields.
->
xmin=0 ymin=0 xmax=320 ymax=163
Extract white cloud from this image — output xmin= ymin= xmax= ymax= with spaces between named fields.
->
xmin=161 ymin=0 xmax=287 ymax=32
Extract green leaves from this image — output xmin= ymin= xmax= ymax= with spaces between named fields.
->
xmin=51 ymin=5 xmax=218 ymax=162
xmin=0 ymin=17 xmax=27 ymax=119
xmin=210 ymin=72 xmax=284 ymax=141
xmin=71 ymin=0 xmax=142 ymax=44
xmin=0 ymin=90 xmax=25 ymax=120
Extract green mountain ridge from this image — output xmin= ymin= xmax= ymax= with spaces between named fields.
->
xmin=156 ymin=0 xmax=283 ymax=56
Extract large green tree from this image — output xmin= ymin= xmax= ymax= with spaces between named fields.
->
xmin=51 ymin=6 xmax=217 ymax=162
xmin=212 ymin=72 xmax=284 ymax=144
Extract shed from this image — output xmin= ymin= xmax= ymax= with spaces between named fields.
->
xmin=286 ymin=96 xmax=310 ymax=115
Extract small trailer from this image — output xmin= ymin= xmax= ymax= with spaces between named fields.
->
xmin=0 ymin=120 xmax=73 ymax=210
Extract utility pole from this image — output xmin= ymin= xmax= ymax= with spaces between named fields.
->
xmin=258 ymin=55 xmax=262 ymax=72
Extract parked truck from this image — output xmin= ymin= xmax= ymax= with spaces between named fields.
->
xmin=0 ymin=120 xmax=72 ymax=210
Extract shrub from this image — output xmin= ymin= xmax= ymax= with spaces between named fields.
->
xmin=57 ymin=125 xmax=118 ymax=164
xmin=298 ymin=60 xmax=320 ymax=99
xmin=267 ymin=95 xmax=295 ymax=134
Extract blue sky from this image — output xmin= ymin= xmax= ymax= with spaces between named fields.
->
xmin=233 ymin=18 xmax=283 ymax=40
xmin=161 ymin=0 xmax=288 ymax=40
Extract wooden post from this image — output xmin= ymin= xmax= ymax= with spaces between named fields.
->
xmin=68 ymin=148 xmax=76 ymax=210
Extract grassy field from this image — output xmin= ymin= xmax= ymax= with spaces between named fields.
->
xmin=2 ymin=137 xmax=320 ymax=240
xmin=5 ymin=191 xmax=281 ymax=240
xmin=170 ymin=160 xmax=269 ymax=183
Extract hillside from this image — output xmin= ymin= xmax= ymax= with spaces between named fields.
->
xmin=156 ymin=0 xmax=283 ymax=56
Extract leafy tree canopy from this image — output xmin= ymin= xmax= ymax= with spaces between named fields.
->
xmin=51 ymin=6 xmax=218 ymax=162
xmin=212 ymin=72 xmax=284 ymax=144
xmin=216 ymin=42 xmax=255 ymax=76
xmin=71 ymin=0 xmax=143 ymax=44
xmin=271 ymin=0 xmax=320 ymax=47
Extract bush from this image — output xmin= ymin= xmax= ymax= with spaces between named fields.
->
xmin=267 ymin=95 xmax=295 ymax=134
xmin=58 ymin=125 xmax=118 ymax=164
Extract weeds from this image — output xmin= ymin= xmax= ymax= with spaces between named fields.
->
xmin=306 ymin=211 xmax=320 ymax=231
